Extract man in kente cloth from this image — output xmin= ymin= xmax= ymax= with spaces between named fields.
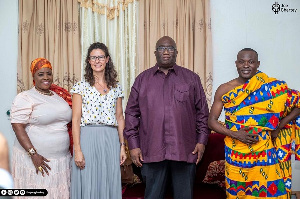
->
xmin=208 ymin=48 xmax=300 ymax=199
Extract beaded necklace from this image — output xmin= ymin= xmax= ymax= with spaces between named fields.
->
xmin=35 ymin=87 xmax=53 ymax=96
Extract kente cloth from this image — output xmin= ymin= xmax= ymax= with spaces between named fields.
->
xmin=273 ymin=89 xmax=300 ymax=196
xmin=50 ymin=84 xmax=73 ymax=155
xmin=222 ymin=71 xmax=299 ymax=199
xmin=30 ymin=57 xmax=52 ymax=76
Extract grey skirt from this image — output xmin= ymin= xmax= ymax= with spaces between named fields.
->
xmin=70 ymin=125 xmax=121 ymax=199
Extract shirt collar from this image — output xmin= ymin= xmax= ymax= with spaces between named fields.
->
xmin=153 ymin=64 xmax=178 ymax=76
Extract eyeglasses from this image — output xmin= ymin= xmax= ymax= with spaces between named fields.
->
xmin=90 ymin=55 xmax=106 ymax=62
xmin=156 ymin=46 xmax=176 ymax=53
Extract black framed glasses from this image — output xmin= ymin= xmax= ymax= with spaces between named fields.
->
xmin=90 ymin=55 xmax=106 ymax=62
xmin=156 ymin=46 xmax=176 ymax=53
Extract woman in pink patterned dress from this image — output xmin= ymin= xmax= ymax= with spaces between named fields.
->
xmin=10 ymin=58 xmax=72 ymax=198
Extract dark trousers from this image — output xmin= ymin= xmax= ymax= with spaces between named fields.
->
xmin=141 ymin=160 xmax=196 ymax=199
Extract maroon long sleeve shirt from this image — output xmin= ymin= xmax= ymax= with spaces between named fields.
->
xmin=124 ymin=64 xmax=209 ymax=163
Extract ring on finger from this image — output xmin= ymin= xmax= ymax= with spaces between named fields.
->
xmin=38 ymin=166 xmax=43 ymax=172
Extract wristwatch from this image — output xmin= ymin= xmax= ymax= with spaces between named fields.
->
xmin=120 ymin=142 xmax=126 ymax=147
xmin=27 ymin=147 xmax=37 ymax=156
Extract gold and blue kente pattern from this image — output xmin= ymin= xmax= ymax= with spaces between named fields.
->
xmin=222 ymin=71 xmax=300 ymax=199
xmin=273 ymin=88 xmax=300 ymax=198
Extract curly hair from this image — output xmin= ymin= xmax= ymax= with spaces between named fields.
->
xmin=84 ymin=42 xmax=118 ymax=88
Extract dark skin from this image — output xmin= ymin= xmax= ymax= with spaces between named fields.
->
xmin=11 ymin=67 xmax=53 ymax=177
xmin=208 ymin=50 xmax=260 ymax=144
xmin=130 ymin=36 xmax=205 ymax=167
xmin=209 ymin=50 xmax=300 ymax=144
xmin=33 ymin=68 xmax=54 ymax=95
xmin=154 ymin=36 xmax=178 ymax=74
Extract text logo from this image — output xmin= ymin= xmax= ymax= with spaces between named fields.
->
xmin=272 ymin=2 xmax=297 ymax=14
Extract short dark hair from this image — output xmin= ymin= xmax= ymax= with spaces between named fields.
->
xmin=239 ymin=48 xmax=258 ymax=58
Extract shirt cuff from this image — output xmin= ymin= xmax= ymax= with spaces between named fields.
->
xmin=197 ymin=131 xmax=209 ymax=145
xmin=127 ymin=137 xmax=140 ymax=150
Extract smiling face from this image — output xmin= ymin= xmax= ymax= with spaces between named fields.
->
xmin=33 ymin=67 xmax=53 ymax=92
xmin=154 ymin=36 xmax=178 ymax=69
xmin=235 ymin=50 xmax=260 ymax=82
xmin=89 ymin=49 xmax=109 ymax=74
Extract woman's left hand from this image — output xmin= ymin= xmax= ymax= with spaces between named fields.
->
xmin=120 ymin=146 xmax=127 ymax=165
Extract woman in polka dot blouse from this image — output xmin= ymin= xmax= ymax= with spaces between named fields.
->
xmin=70 ymin=42 xmax=126 ymax=199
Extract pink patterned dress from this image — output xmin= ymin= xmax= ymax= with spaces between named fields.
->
xmin=10 ymin=88 xmax=72 ymax=199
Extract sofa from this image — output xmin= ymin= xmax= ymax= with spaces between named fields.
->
xmin=122 ymin=133 xmax=227 ymax=199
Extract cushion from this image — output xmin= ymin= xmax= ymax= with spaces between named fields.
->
xmin=202 ymin=160 xmax=225 ymax=189
xmin=195 ymin=133 xmax=225 ymax=183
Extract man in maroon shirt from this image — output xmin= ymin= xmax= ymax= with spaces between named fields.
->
xmin=124 ymin=36 xmax=209 ymax=199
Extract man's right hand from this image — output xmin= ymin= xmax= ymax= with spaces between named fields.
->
xmin=234 ymin=127 xmax=259 ymax=145
xmin=130 ymin=148 xmax=143 ymax=167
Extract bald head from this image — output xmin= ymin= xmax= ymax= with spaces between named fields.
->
xmin=155 ymin=36 xmax=177 ymax=49
xmin=237 ymin=48 xmax=258 ymax=60
xmin=154 ymin=36 xmax=178 ymax=69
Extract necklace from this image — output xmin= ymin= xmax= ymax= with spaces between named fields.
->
xmin=35 ymin=87 xmax=53 ymax=96
xmin=94 ymin=75 xmax=108 ymax=95
xmin=95 ymin=82 xmax=108 ymax=93
xmin=95 ymin=82 xmax=108 ymax=100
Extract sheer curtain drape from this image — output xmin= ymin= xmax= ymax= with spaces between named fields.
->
xmin=18 ymin=0 xmax=81 ymax=92
xmin=138 ymin=0 xmax=213 ymax=106
xmin=79 ymin=0 xmax=139 ymax=104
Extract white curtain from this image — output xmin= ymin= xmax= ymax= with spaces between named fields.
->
xmin=79 ymin=0 xmax=139 ymax=106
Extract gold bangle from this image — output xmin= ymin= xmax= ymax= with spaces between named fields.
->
xmin=27 ymin=147 xmax=37 ymax=156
